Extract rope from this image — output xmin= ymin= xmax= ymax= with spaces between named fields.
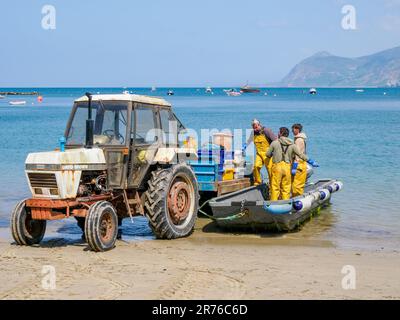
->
xmin=198 ymin=199 xmax=248 ymax=221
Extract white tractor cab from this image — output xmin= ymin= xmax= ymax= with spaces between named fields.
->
xmin=11 ymin=93 xmax=199 ymax=251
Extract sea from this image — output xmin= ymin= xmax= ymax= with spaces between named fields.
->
xmin=0 ymin=87 xmax=399 ymax=251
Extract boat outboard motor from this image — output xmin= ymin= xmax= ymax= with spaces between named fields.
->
xmin=85 ymin=92 xmax=94 ymax=148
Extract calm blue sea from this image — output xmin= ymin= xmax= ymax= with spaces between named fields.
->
xmin=0 ymin=87 xmax=399 ymax=250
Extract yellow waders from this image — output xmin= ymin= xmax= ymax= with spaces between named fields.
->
xmin=292 ymin=160 xmax=307 ymax=197
xmin=270 ymin=161 xmax=291 ymax=201
xmin=253 ymin=133 xmax=272 ymax=185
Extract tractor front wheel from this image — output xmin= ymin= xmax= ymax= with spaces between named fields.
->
xmin=84 ymin=201 xmax=118 ymax=252
xmin=145 ymin=163 xmax=199 ymax=239
xmin=11 ymin=199 xmax=46 ymax=245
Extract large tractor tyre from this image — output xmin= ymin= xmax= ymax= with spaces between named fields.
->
xmin=84 ymin=201 xmax=118 ymax=252
xmin=10 ymin=199 xmax=46 ymax=246
xmin=145 ymin=163 xmax=199 ymax=239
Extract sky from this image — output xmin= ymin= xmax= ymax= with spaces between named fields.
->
xmin=0 ymin=0 xmax=400 ymax=87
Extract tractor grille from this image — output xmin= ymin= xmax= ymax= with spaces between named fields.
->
xmin=28 ymin=173 xmax=58 ymax=188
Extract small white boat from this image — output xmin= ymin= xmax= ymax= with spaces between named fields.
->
xmin=9 ymin=100 xmax=26 ymax=106
xmin=309 ymin=88 xmax=317 ymax=95
xmin=122 ymin=90 xmax=130 ymax=94
xmin=229 ymin=92 xmax=241 ymax=96
xmin=167 ymin=90 xmax=174 ymax=96
xmin=225 ymin=89 xmax=241 ymax=96
xmin=205 ymin=86 xmax=213 ymax=93
xmin=355 ymin=89 xmax=364 ymax=92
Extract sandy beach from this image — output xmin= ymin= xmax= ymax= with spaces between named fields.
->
xmin=1 ymin=218 xmax=399 ymax=300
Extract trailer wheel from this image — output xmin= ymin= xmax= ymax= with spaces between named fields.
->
xmin=145 ymin=163 xmax=199 ymax=239
xmin=10 ymin=199 xmax=46 ymax=245
xmin=84 ymin=201 xmax=118 ymax=252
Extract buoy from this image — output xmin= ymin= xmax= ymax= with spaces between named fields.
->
xmin=319 ymin=188 xmax=331 ymax=203
xmin=37 ymin=96 xmax=43 ymax=102
xmin=264 ymin=202 xmax=293 ymax=215
xmin=293 ymin=195 xmax=313 ymax=212
xmin=293 ymin=201 xmax=303 ymax=211
xmin=327 ymin=181 xmax=343 ymax=194
xmin=310 ymin=191 xmax=321 ymax=201
xmin=334 ymin=181 xmax=343 ymax=191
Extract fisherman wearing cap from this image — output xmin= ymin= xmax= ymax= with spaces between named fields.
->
xmin=266 ymin=127 xmax=319 ymax=201
xmin=291 ymin=123 xmax=308 ymax=196
xmin=245 ymin=119 xmax=277 ymax=185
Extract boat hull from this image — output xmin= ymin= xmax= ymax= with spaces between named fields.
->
xmin=240 ymin=88 xmax=260 ymax=93
xmin=9 ymin=101 xmax=26 ymax=106
xmin=208 ymin=179 xmax=342 ymax=231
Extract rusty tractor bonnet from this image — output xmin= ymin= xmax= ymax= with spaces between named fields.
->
xmin=25 ymin=148 xmax=107 ymax=199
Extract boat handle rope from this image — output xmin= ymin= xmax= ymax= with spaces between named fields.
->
xmin=198 ymin=199 xmax=248 ymax=221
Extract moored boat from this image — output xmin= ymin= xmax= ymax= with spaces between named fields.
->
xmin=224 ymin=89 xmax=241 ymax=96
xmin=9 ymin=100 xmax=27 ymax=106
xmin=208 ymin=179 xmax=343 ymax=231
xmin=240 ymin=85 xmax=260 ymax=93
xmin=227 ymin=91 xmax=241 ymax=96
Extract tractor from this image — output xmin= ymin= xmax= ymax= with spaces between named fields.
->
xmin=11 ymin=93 xmax=200 ymax=251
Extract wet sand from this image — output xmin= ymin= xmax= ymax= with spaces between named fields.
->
xmin=0 ymin=219 xmax=399 ymax=300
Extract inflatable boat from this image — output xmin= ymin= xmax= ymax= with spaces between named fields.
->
xmin=208 ymin=179 xmax=343 ymax=231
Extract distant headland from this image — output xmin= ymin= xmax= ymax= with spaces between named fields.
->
xmin=0 ymin=91 xmax=39 ymax=96
xmin=279 ymin=46 xmax=400 ymax=88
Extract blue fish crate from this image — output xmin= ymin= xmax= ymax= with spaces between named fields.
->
xmin=189 ymin=147 xmax=234 ymax=192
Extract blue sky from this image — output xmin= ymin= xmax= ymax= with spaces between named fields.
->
xmin=1 ymin=0 xmax=400 ymax=87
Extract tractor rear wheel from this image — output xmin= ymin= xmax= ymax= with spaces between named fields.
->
xmin=84 ymin=201 xmax=118 ymax=252
xmin=11 ymin=199 xmax=46 ymax=245
xmin=144 ymin=163 xmax=199 ymax=239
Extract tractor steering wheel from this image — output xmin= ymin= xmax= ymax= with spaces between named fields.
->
xmin=103 ymin=129 xmax=125 ymax=144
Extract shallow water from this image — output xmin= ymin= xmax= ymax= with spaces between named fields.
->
xmin=0 ymin=87 xmax=399 ymax=250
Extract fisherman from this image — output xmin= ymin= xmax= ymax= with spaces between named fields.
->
xmin=266 ymin=127 xmax=318 ymax=201
xmin=245 ymin=119 xmax=277 ymax=185
xmin=291 ymin=123 xmax=308 ymax=197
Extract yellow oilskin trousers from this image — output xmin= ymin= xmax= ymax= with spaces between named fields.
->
xmin=270 ymin=161 xmax=291 ymax=201
xmin=253 ymin=133 xmax=272 ymax=185
xmin=292 ymin=160 xmax=307 ymax=197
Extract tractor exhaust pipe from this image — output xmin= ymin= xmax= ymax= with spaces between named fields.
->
xmin=85 ymin=92 xmax=94 ymax=148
